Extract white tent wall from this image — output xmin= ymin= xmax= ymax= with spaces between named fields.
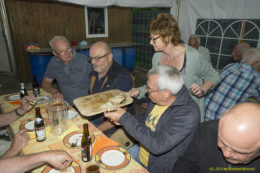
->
xmin=58 ymin=0 xmax=173 ymax=8
xmin=177 ymin=0 xmax=260 ymax=46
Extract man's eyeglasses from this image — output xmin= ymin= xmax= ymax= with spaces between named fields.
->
xmin=56 ymin=47 xmax=72 ymax=56
xmin=146 ymin=87 xmax=159 ymax=95
xmin=87 ymin=52 xmax=111 ymax=62
xmin=149 ymin=36 xmax=160 ymax=44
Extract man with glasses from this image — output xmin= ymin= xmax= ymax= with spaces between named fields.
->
xmin=104 ymin=65 xmax=200 ymax=173
xmin=88 ymin=41 xmax=134 ymax=136
xmin=42 ymin=36 xmax=92 ymax=105
xmin=173 ymin=102 xmax=260 ymax=173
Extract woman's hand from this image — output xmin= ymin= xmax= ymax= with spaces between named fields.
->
xmin=190 ymin=83 xmax=205 ymax=98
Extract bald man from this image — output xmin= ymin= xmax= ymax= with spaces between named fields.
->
xmin=231 ymin=42 xmax=251 ymax=62
xmin=173 ymin=102 xmax=260 ymax=173
xmin=88 ymin=41 xmax=134 ymax=136
xmin=188 ymin=35 xmax=211 ymax=63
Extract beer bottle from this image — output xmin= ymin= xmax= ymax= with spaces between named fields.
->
xmin=20 ymin=82 xmax=28 ymax=99
xmin=81 ymin=123 xmax=92 ymax=162
xmin=32 ymin=75 xmax=40 ymax=98
xmin=34 ymin=107 xmax=46 ymax=142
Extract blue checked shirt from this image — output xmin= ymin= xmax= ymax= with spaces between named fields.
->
xmin=205 ymin=63 xmax=260 ymax=121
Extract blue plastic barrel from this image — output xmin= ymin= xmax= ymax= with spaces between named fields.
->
xmin=29 ymin=54 xmax=52 ymax=85
xmin=77 ymin=49 xmax=89 ymax=57
xmin=123 ymin=47 xmax=136 ymax=71
xmin=111 ymin=48 xmax=123 ymax=65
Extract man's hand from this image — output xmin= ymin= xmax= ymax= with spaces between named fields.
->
xmin=20 ymin=95 xmax=37 ymax=112
xmin=104 ymin=108 xmax=126 ymax=124
xmin=2 ymin=130 xmax=30 ymax=158
xmin=46 ymin=151 xmax=73 ymax=170
xmin=190 ymin=83 xmax=205 ymax=98
xmin=130 ymin=88 xmax=140 ymax=97
xmin=51 ymin=91 xmax=64 ymax=100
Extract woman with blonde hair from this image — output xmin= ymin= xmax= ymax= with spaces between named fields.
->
xmin=132 ymin=13 xmax=219 ymax=121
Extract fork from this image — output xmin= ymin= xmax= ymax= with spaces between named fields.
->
xmin=71 ymin=138 xmax=79 ymax=147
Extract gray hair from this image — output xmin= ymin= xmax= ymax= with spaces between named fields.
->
xmin=49 ymin=36 xmax=70 ymax=50
xmin=147 ymin=65 xmax=184 ymax=95
xmin=189 ymin=34 xmax=200 ymax=45
xmin=241 ymin=48 xmax=260 ymax=66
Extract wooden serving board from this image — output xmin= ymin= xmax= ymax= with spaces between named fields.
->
xmin=73 ymin=90 xmax=133 ymax=117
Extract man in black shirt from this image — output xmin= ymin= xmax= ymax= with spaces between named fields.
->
xmin=173 ymin=102 xmax=260 ymax=173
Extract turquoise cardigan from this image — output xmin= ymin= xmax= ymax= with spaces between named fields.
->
xmin=137 ymin=44 xmax=220 ymax=121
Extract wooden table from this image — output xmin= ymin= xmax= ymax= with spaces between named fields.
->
xmin=0 ymin=89 xmax=148 ymax=173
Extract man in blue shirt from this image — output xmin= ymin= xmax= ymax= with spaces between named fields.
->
xmin=205 ymin=48 xmax=260 ymax=121
xmin=42 ymin=36 xmax=92 ymax=105
xmin=88 ymin=41 xmax=134 ymax=135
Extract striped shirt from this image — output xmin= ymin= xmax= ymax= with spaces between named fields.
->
xmin=205 ymin=63 xmax=260 ymax=121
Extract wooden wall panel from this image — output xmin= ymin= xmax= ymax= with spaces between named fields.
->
xmin=5 ymin=0 xmax=132 ymax=82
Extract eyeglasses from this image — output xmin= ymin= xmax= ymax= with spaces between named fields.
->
xmin=56 ymin=47 xmax=72 ymax=56
xmin=149 ymin=36 xmax=160 ymax=44
xmin=146 ymin=87 xmax=159 ymax=95
xmin=87 ymin=52 xmax=111 ymax=62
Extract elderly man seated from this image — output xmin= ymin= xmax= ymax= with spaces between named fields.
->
xmin=231 ymin=42 xmax=251 ymax=62
xmin=173 ymin=102 xmax=260 ymax=172
xmin=205 ymin=48 xmax=260 ymax=121
xmin=42 ymin=36 xmax=92 ymax=106
xmin=88 ymin=41 xmax=134 ymax=136
xmin=188 ymin=34 xmax=211 ymax=63
xmin=104 ymin=65 xmax=200 ymax=173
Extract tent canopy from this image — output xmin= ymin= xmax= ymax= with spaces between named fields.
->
xmin=58 ymin=0 xmax=174 ymax=8
xmin=58 ymin=0 xmax=260 ymax=46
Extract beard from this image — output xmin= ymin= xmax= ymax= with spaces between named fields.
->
xmin=93 ymin=62 xmax=110 ymax=74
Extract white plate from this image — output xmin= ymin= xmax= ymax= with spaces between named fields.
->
xmin=37 ymin=96 xmax=50 ymax=104
xmin=101 ymin=150 xmax=125 ymax=167
xmin=24 ymin=120 xmax=46 ymax=131
xmin=68 ymin=110 xmax=78 ymax=120
xmin=68 ymin=134 xmax=82 ymax=147
xmin=48 ymin=166 xmax=75 ymax=173
xmin=8 ymin=94 xmax=20 ymax=101
xmin=24 ymin=120 xmax=35 ymax=130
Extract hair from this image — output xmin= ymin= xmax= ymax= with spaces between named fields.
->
xmin=241 ymin=48 xmax=260 ymax=66
xmin=49 ymin=36 xmax=70 ymax=50
xmin=147 ymin=65 xmax=184 ymax=95
xmin=148 ymin=13 xmax=181 ymax=46
xmin=189 ymin=34 xmax=200 ymax=45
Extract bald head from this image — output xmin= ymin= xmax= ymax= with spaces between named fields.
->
xmin=232 ymin=42 xmax=251 ymax=62
xmin=218 ymin=103 xmax=260 ymax=164
xmin=89 ymin=41 xmax=113 ymax=76
xmin=90 ymin=41 xmax=111 ymax=53
xmin=188 ymin=35 xmax=200 ymax=49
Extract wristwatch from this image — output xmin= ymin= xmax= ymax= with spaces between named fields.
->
xmin=15 ymin=108 xmax=24 ymax=116
xmin=201 ymin=89 xmax=206 ymax=96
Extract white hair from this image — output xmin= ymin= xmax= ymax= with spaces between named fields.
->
xmin=189 ymin=34 xmax=200 ymax=45
xmin=147 ymin=65 xmax=184 ymax=95
xmin=49 ymin=36 xmax=70 ymax=50
xmin=241 ymin=48 xmax=260 ymax=66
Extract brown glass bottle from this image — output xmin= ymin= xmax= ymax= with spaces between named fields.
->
xmin=32 ymin=75 xmax=40 ymax=98
xmin=20 ymin=82 xmax=28 ymax=99
xmin=34 ymin=107 xmax=46 ymax=142
xmin=81 ymin=123 xmax=92 ymax=162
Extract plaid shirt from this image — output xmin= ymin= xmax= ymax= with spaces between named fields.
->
xmin=205 ymin=63 xmax=260 ymax=121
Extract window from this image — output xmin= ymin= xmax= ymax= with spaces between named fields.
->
xmin=85 ymin=7 xmax=108 ymax=38
xmin=195 ymin=19 xmax=260 ymax=70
